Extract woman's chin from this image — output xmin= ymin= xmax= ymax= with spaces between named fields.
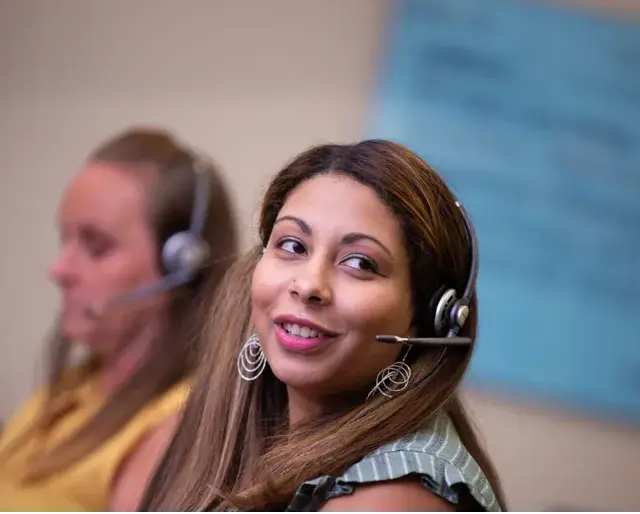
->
xmin=60 ymin=318 xmax=90 ymax=342
xmin=269 ymin=360 xmax=334 ymax=394
xmin=61 ymin=324 xmax=109 ymax=356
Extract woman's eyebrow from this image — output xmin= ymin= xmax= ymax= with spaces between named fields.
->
xmin=274 ymin=216 xmax=392 ymax=257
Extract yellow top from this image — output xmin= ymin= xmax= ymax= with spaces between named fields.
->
xmin=0 ymin=374 xmax=189 ymax=511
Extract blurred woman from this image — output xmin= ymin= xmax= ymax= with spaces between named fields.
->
xmin=142 ymin=140 xmax=506 ymax=511
xmin=0 ymin=127 xmax=238 ymax=510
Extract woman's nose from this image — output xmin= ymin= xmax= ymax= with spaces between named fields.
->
xmin=47 ymin=247 xmax=76 ymax=287
xmin=288 ymin=260 xmax=333 ymax=306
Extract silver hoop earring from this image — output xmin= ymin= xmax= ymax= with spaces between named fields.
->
xmin=237 ymin=333 xmax=267 ymax=381
xmin=367 ymin=349 xmax=411 ymax=400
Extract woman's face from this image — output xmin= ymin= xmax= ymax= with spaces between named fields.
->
xmin=48 ymin=162 xmax=166 ymax=356
xmin=251 ymin=173 xmax=414 ymax=399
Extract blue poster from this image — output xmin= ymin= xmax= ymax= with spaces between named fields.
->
xmin=370 ymin=0 xmax=640 ymax=421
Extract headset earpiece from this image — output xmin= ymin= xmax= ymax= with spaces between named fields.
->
xmin=430 ymin=201 xmax=478 ymax=339
xmin=433 ymin=287 xmax=457 ymax=336
xmin=376 ymin=202 xmax=477 ymax=349
xmin=161 ymin=231 xmax=209 ymax=278
xmin=433 ymin=286 xmax=472 ymax=337
xmin=159 ymin=157 xmax=211 ymax=285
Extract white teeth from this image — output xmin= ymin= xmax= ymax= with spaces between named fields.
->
xmin=285 ymin=323 xmax=301 ymax=336
xmin=283 ymin=323 xmax=322 ymax=338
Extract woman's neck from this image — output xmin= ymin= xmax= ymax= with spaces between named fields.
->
xmin=286 ymin=386 xmax=366 ymax=427
xmin=286 ymin=387 xmax=325 ymax=426
xmin=97 ymin=317 xmax=163 ymax=394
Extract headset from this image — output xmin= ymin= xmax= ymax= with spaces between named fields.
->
xmin=376 ymin=201 xmax=478 ymax=347
xmin=91 ymin=155 xmax=211 ymax=313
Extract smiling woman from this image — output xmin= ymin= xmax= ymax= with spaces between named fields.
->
xmin=252 ymin=174 xmax=414 ymax=419
xmin=141 ymin=140 xmax=507 ymax=512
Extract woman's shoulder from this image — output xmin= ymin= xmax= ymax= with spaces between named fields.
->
xmin=109 ymin=410 xmax=182 ymax=511
xmin=318 ymin=476 xmax=454 ymax=512
xmin=365 ymin=410 xmax=477 ymax=469
xmin=137 ymin=379 xmax=190 ymax=420
xmin=119 ymin=376 xmax=187 ymax=424
xmin=291 ymin=413 xmax=501 ymax=512
xmin=0 ymin=390 xmax=45 ymax=451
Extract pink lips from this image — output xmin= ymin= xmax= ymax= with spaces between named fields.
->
xmin=275 ymin=324 xmax=332 ymax=353
xmin=273 ymin=315 xmax=338 ymax=354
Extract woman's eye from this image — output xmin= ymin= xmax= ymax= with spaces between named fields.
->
xmin=277 ymin=238 xmax=306 ymax=255
xmin=81 ymin=229 xmax=113 ymax=260
xmin=87 ymin=242 xmax=110 ymax=259
xmin=342 ymin=254 xmax=379 ymax=274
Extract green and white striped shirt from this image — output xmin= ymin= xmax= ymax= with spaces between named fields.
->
xmin=286 ymin=413 xmax=501 ymax=511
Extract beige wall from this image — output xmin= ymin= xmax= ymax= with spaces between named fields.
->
xmin=0 ymin=0 xmax=638 ymax=510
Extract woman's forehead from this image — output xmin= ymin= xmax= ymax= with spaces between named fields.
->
xmin=278 ymin=174 xmax=403 ymax=245
xmin=59 ymin=163 xmax=149 ymax=231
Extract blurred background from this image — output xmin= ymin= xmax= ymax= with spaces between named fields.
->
xmin=0 ymin=0 xmax=638 ymax=510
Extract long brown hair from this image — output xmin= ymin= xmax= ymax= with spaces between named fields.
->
xmin=4 ymin=127 xmax=238 ymax=481
xmin=142 ymin=140 xmax=506 ymax=511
